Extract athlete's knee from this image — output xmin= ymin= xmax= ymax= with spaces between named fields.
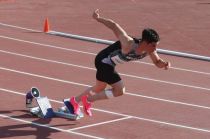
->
xmin=112 ymin=87 xmax=126 ymax=97
xmin=104 ymin=87 xmax=125 ymax=99
xmin=118 ymin=87 xmax=126 ymax=96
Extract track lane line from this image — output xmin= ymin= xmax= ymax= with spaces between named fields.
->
xmin=69 ymin=116 xmax=132 ymax=131
xmin=0 ymin=88 xmax=129 ymax=117
xmin=0 ymin=22 xmax=40 ymax=32
xmin=0 ymin=23 xmax=209 ymax=61
xmin=0 ymin=49 xmax=209 ymax=92
xmin=132 ymin=116 xmax=210 ymax=133
xmin=1 ymin=88 xmax=210 ymax=133
xmin=137 ymin=61 xmax=210 ymax=75
xmin=0 ymin=66 xmax=210 ymax=110
xmin=0 ymin=114 xmax=105 ymax=139
xmin=0 ymin=35 xmax=209 ymax=76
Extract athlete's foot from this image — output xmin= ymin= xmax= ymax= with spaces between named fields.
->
xmin=70 ymin=97 xmax=80 ymax=115
xmin=82 ymin=95 xmax=92 ymax=116
xmin=63 ymin=97 xmax=80 ymax=115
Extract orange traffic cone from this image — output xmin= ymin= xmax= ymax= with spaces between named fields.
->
xmin=44 ymin=18 xmax=50 ymax=33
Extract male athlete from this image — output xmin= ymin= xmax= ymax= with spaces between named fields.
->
xmin=64 ymin=9 xmax=170 ymax=116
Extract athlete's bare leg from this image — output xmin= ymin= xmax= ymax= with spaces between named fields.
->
xmin=75 ymin=79 xmax=107 ymax=103
xmin=86 ymin=80 xmax=125 ymax=102
xmin=75 ymin=80 xmax=125 ymax=103
xmin=70 ymin=80 xmax=125 ymax=116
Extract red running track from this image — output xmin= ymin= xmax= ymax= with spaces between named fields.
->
xmin=0 ymin=0 xmax=210 ymax=139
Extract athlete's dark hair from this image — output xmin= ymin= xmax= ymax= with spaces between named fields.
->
xmin=142 ymin=28 xmax=160 ymax=43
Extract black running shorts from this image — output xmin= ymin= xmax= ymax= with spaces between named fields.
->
xmin=94 ymin=41 xmax=122 ymax=84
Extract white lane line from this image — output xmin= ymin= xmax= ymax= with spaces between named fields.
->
xmin=0 ymin=87 xmax=130 ymax=117
xmin=1 ymin=21 xmax=210 ymax=134
xmin=132 ymin=116 xmax=210 ymax=133
xmin=69 ymin=116 xmax=132 ymax=131
xmin=1 ymin=66 xmax=210 ymax=110
xmin=0 ymin=22 xmax=40 ymax=32
xmin=0 ymin=49 xmax=210 ymax=92
xmin=0 ymin=35 xmax=96 ymax=55
xmin=0 ymin=66 xmax=90 ymax=87
xmin=125 ymin=92 xmax=210 ymax=110
xmin=137 ymin=61 xmax=210 ymax=76
xmin=1 ymin=88 xmax=210 ymax=134
xmin=120 ymin=73 xmax=210 ymax=91
xmin=0 ymin=49 xmax=96 ymax=70
xmin=1 ymin=21 xmax=210 ymax=66
xmin=0 ymin=34 xmax=210 ymax=76
xmin=2 ymin=86 xmax=210 ymax=115
xmin=0 ymin=50 xmax=210 ymax=110
xmin=0 ymin=114 xmax=104 ymax=139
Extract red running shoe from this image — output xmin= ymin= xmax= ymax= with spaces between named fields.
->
xmin=70 ymin=97 xmax=80 ymax=115
xmin=82 ymin=95 xmax=92 ymax=116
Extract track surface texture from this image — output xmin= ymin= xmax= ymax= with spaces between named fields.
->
xmin=0 ymin=0 xmax=210 ymax=139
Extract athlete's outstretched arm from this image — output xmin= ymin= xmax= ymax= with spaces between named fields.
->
xmin=92 ymin=9 xmax=133 ymax=49
xmin=149 ymin=51 xmax=171 ymax=70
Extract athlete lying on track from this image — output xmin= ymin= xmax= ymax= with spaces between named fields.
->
xmin=64 ymin=9 xmax=171 ymax=116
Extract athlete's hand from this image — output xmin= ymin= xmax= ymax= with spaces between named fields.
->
xmin=93 ymin=9 xmax=100 ymax=20
xmin=164 ymin=61 xmax=171 ymax=70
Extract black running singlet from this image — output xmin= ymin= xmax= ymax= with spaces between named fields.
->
xmin=102 ymin=38 xmax=147 ymax=66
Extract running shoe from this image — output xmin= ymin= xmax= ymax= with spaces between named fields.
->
xmin=82 ymin=95 xmax=92 ymax=116
xmin=63 ymin=97 xmax=79 ymax=115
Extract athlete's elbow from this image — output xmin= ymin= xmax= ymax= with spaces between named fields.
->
xmin=106 ymin=19 xmax=117 ymax=29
